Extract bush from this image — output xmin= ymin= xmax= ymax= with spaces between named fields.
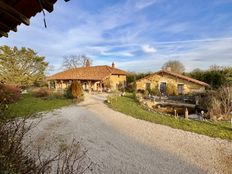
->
xmin=0 ymin=118 xmax=93 ymax=174
xmin=118 ymin=82 xmax=124 ymax=91
xmin=71 ymin=81 xmax=84 ymax=102
xmin=33 ymin=87 xmax=50 ymax=98
xmin=166 ymin=83 xmax=177 ymax=96
xmin=64 ymin=86 xmax=74 ymax=99
xmin=47 ymin=91 xmax=65 ymax=99
xmin=150 ymin=86 xmax=161 ymax=96
xmin=0 ymin=84 xmax=21 ymax=116
xmin=207 ymin=85 xmax=232 ymax=121
xmin=107 ymin=90 xmax=120 ymax=103
xmin=0 ymin=84 xmax=21 ymax=104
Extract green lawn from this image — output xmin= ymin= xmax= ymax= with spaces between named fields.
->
xmin=107 ymin=94 xmax=232 ymax=141
xmin=5 ymin=94 xmax=73 ymax=119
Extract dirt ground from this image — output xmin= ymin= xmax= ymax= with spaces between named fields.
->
xmin=28 ymin=93 xmax=232 ymax=174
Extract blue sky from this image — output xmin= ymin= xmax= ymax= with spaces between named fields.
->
xmin=1 ymin=0 xmax=232 ymax=73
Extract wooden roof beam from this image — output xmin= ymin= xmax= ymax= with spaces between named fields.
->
xmin=0 ymin=1 xmax=30 ymax=26
xmin=0 ymin=21 xmax=17 ymax=32
xmin=0 ymin=30 xmax=8 ymax=37
xmin=41 ymin=0 xmax=54 ymax=13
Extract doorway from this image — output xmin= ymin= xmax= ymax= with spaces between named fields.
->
xmin=177 ymin=84 xmax=184 ymax=95
xmin=159 ymin=82 xmax=167 ymax=94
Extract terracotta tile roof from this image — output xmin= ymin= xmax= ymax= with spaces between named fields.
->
xmin=47 ymin=65 xmax=127 ymax=81
xmin=137 ymin=70 xmax=210 ymax=87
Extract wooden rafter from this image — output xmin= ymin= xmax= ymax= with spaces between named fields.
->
xmin=41 ymin=0 xmax=54 ymax=13
xmin=0 ymin=30 xmax=8 ymax=37
xmin=0 ymin=21 xmax=17 ymax=32
xmin=0 ymin=1 xmax=30 ymax=26
xmin=0 ymin=0 xmax=69 ymax=38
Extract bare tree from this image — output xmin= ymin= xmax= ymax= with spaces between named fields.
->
xmin=191 ymin=68 xmax=202 ymax=73
xmin=209 ymin=64 xmax=223 ymax=71
xmin=45 ymin=65 xmax=55 ymax=75
xmin=62 ymin=55 xmax=92 ymax=70
xmin=162 ymin=60 xmax=185 ymax=74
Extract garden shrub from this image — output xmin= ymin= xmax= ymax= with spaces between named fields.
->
xmin=107 ymin=90 xmax=120 ymax=103
xmin=104 ymin=78 xmax=112 ymax=91
xmin=207 ymin=85 xmax=232 ymax=121
xmin=71 ymin=81 xmax=84 ymax=102
xmin=48 ymin=91 xmax=65 ymax=99
xmin=150 ymin=86 xmax=161 ymax=96
xmin=0 ymin=84 xmax=21 ymax=116
xmin=166 ymin=83 xmax=177 ymax=96
xmin=0 ymin=118 xmax=92 ymax=174
xmin=0 ymin=84 xmax=21 ymax=104
xmin=64 ymin=86 xmax=74 ymax=99
xmin=125 ymin=81 xmax=137 ymax=93
xmin=118 ymin=82 xmax=124 ymax=91
xmin=33 ymin=87 xmax=50 ymax=98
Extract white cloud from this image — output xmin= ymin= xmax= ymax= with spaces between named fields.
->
xmin=135 ymin=0 xmax=158 ymax=10
xmin=141 ymin=44 xmax=157 ymax=53
xmin=115 ymin=38 xmax=232 ymax=72
xmin=101 ymin=51 xmax=134 ymax=57
xmin=163 ymin=22 xmax=189 ymax=33
xmin=1 ymin=0 xmax=232 ymax=74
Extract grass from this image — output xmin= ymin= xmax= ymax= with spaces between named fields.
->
xmin=5 ymin=94 xmax=73 ymax=119
xmin=107 ymin=94 xmax=232 ymax=141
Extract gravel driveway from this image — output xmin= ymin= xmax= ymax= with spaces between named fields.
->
xmin=30 ymin=93 xmax=232 ymax=174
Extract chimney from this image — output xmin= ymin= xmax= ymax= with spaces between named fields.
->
xmin=85 ymin=59 xmax=90 ymax=67
xmin=166 ymin=67 xmax=171 ymax=72
xmin=112 ymin=62 xmax=115 ymax=68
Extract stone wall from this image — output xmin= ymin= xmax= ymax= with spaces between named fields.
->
xmin=136 ymin=74 xmax=205 ymax=95
xmin=48 ymin=74 xmax=127 ymax=91
xmin=109 ymin=75 xmax=127 ymax=90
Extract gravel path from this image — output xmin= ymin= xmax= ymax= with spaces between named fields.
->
xmin=30 ymin=93 xmax=232 ymax=174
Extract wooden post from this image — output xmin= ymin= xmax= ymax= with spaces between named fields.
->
xmin=185 ymin=108 xmax=189 ymax=120
xmin=231 ymin=117 xmax=232 ymax=129
xmin=100 ymin=81 xmax=103 ymax=93
xmin=61 ymin=80 xmax=63 ymax=89
xmin=88 ymin=81 xmax=91 ymax=93
xmin=174 ymin=108 xmax=177 ymax=118
xmin=54 ymin=80 xmax=57 ymax=90
xmin=48 ymin=81 xmax=51 ymax=89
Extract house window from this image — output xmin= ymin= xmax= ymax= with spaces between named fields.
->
xmin=159 ymin=82 xmax=167 ymax=94
xmin=145 ymin=83 xmax=151 ymax=90
xmin=177 ymin=84 xmax=184 ymax=95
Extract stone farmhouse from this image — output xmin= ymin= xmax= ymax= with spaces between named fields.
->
xmin=136 ymin=70 xmax=209 ymax=95
xmin=47 ymin=62 xmax=127 ymax=92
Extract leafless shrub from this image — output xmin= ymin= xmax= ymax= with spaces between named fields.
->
xmin=0 ymin=118 xmax=93 ymax=174
xmin=207 ymin=85 xmax=232 ymax=121
xmin=34 ymin=139 xmax=93 ymax=174
xmin=107 ymin=90 xmax=121 ymax=103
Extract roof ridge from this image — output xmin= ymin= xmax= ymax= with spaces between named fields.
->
xmin=47 ymin=65 xmax=126 ymax=81
xmin=160 ymin=70 xmax=209 ymax=86
xmin=136 ymin=70 xmax=209 ymax=87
